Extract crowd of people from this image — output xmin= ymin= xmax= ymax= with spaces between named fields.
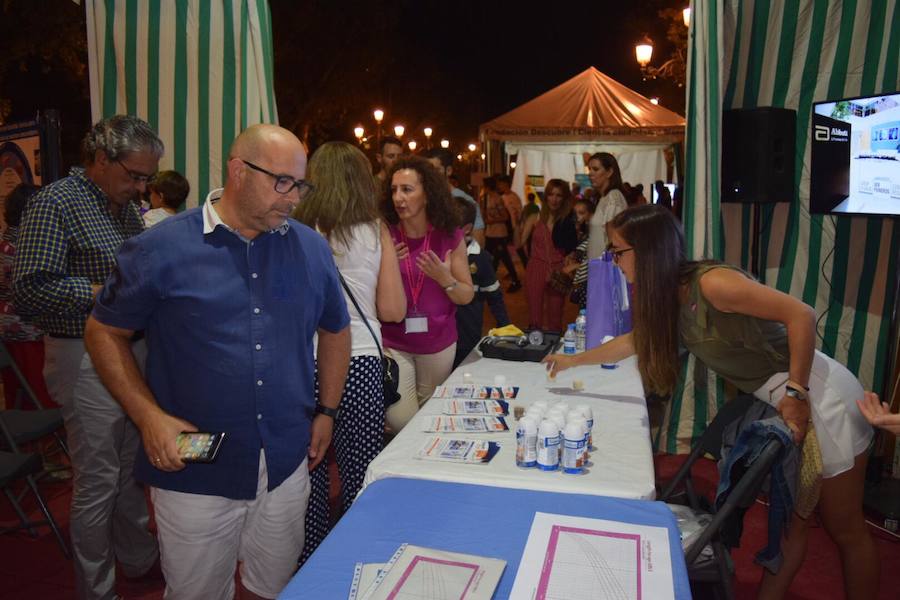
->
xmin=0 ymin=114 xmax=897 ymax=600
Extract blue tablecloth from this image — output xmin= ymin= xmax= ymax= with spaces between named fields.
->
xmin=280 ymin=477 xmax=691 ymax=599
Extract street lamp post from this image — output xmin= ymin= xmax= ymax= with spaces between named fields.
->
xmin=423 ymin=127 xmax=433 ymax=149
xmin=393 ymin=124 xmax=405 ymax=138
xmin=353 ymin=126 xmax=365 ymax=144
xmin=373 ymin=108 xmax=384 ymax=149
xmin=408 ymin=140 xmax=417 ymax=152
xmin=440 ymin=139 xmax=449 ymax=149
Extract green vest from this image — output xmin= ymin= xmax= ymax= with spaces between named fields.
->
xmin=679 ymin=263 xmax=791 ymax=393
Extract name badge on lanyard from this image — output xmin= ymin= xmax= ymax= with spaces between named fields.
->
xmin=405 ymin=312 xmax=429 ymax=334
xmin=399 ymin=226 xmax=432 ymax=334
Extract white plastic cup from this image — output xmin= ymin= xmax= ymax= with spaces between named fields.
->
xmin=537 ymin=419 xmax=561 ymax=471
xmin=576 ymin=404 xmax=594 ymax=449
xmin=516 ymin=416 xmax=538 ymax=468
xmin=562 ymin=422 xmax=586 ymax=474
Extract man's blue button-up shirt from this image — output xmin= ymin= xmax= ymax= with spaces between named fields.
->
xmin=92 ymin=199 xmax=349 ymax=499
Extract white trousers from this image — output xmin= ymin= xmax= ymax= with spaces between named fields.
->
xmin=385 ymin=343 xmax=457 ymax=432
xmin=151 ymin=451 xmax=310 ymax=600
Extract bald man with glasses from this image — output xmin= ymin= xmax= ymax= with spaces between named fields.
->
xmin=85 ymin=124 xmax=350 ymax=600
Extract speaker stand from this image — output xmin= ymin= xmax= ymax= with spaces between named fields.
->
xmin=749 ymin=203 xmax=762 ymax=279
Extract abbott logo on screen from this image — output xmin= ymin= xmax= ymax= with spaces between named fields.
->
xmin=815 ymin=124 xmax=849 ymax=142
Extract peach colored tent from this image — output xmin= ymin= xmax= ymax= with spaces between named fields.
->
xmin=479 ymin=67 xmax=684 ymax=198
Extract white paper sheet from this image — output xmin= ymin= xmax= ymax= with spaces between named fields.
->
xmin=509 ymin=512 xmax=674 ymax=600
xmin=359 ymin=544 xmax=506 ymax=600
xmin=349 ymin=563 xmax=386 ymax=600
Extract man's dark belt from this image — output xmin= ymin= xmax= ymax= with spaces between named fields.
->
xmin=48 ymin=331 xmax=145 ymax=341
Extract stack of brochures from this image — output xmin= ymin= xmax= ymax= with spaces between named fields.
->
xmin=349 ymin=544 xmax=506 ymax=600
xmin=415 ymin=436 xmax=501 ymax=464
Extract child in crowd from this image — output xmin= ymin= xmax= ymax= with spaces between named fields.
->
xmin=567 ymin=198 xmax=595 ymax=309
xmin=143 ymin=170 xmax=190 ymax=227
xmin=453 ymin=197 xmax=510 ymax=369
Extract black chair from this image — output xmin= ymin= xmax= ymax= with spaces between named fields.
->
xmin=0 ymin=341 xmax=69 ymax=460
xmin=658 ymin=394 xmax=785 ymax=600
xmin=0 ymin=426 xmax=70 ymax=557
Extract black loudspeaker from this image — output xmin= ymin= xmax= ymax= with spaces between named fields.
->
xmin=722 ymin=107 xmax=796 ymax=203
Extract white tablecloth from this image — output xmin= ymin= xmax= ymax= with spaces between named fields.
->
xmin=364 ymin=353 xmax=656 ymax=500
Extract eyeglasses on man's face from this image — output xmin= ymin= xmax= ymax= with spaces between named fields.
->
xmin=606 ymin=245 xmax=634 ymax=263
xmin=116 ymin=160 xmax=156 ymax=185
xmin=240 ymin=159 xmax=314 ymax=198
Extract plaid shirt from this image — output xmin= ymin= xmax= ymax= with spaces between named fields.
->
xmin=13 ymin=167 xmax=145 ymax=337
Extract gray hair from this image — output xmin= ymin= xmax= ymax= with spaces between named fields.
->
xmin=81 ymin=115 xmax=164 ymax=164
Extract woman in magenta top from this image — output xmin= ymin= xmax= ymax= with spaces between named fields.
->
xmin=380 ymin=156 xmax=474 ymax=431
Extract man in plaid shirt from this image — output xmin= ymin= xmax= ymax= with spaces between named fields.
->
xmin=14 ymin=115 xmax=163 ymax=600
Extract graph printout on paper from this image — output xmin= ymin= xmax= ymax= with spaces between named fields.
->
xmin=509 ymin=512 xmax=674 ymax=600
xmin=360 ymin=544 xmax=506 ymax=600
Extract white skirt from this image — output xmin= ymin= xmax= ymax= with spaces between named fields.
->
xmin=753 ymin=350 xmax=873 ymax=478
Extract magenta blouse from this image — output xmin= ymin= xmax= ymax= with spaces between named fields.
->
xmin=380 ymin=224 xmax=464 ymax=355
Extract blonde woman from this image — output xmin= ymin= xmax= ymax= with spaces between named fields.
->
xmin=293 ymin=142 xmax=406 ymax=561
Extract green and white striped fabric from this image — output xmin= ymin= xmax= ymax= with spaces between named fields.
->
xmin=84 ymin=0 xmax=278 ymax=207
xmin=659 ymin=0 xmax=900 ymax=454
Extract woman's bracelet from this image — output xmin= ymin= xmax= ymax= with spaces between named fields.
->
xmin=443 ymin=280 xmax=458 ymax=293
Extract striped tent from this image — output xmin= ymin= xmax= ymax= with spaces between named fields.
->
xmin=84 ymin=0 xmax=278 ymax=207
xmin=659 ymin=0 xmax=900 ymax=453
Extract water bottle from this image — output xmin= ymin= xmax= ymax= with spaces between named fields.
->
xmin=563 ymin=324 xmax=576 ymax=355
xmin=575 ymin=309 xmax=587 ymax=353
xmin=562 ymin=422 xmax=586 ymax=474
xmin=515 ymin=416 xmax=538 ymax=468
xmin=537 ymin=419 xmax=561 ymax=471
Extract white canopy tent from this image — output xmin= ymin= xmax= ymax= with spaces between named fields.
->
xmin=479 ymin=67 xmax=685 ymax=200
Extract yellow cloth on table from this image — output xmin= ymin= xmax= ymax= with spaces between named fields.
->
xmin=488 ymin=324 xmax=525 ymax=338
xmin=795 ymin=424 xmax=823 ymax=519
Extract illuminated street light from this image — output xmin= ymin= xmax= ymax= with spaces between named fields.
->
xmin=353 ymin=126 xmax=365 ymax=141
xmin=456 ymin=154 xmax=462 ymax=160
xmin=423 ymin=127 xmax=433 ymax=149
xmin=467 ymin=143 xmax=477 ymax=152
xmin=373 ymin=109 xmax=384 ymax=123
xmin=635 ymin=38 xmax=653 ymax=67
xmin=440 ymin=139 xmax=449 ymax=149
xmin=393 ymin=124 xmax=405 ymax=137
xmin=509 ymin=161 xmax=517 ymax=169
xmin=683 ymin=7 xmax=691 ymax=28
xmin=480 ymin=153 xmax=486 ymax=160
xmin=408 ymin=140 xmax=417 ymax=151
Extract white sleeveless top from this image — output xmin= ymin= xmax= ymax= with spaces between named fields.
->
xmin=331 ymin=222 xmax=382 ymax=358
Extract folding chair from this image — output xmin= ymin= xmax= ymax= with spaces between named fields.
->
xmin=658 ymin=394 xmax=785 ymax=600
xmin=0 ymin=424 xmax=70 ymax=557
xmin=0 ymin=341 xmax=69 ymax=460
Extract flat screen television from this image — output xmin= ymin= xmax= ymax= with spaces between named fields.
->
xmin=811 ymin=91 xmax=900 ymax=216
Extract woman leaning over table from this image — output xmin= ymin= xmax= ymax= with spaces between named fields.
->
xmin=380 ymin=156 xmax=474 ymax=432
xmin=519 ymin=178 xmax=578 ymax=332
xmin=545 ymin=204 xmax=877 ymax=600
xmin=293 ymin=142 xmax=407 ymax=561
xmin=585 ymin=151 xmax=628 ymax=260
